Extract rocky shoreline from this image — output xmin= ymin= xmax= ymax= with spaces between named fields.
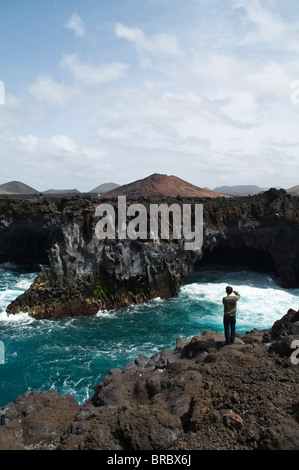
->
xmin=0 ymin=308 xmax=298 ymax=450
xmin=0 ymin=188 xmax=299 ymax=320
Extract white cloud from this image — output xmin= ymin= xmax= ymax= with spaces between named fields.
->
xmin=65 ymin=12 xmax=86 ymax=37
xmin=18 ymin=134 xmax=40 ymax=151
xmin=221 ymin=92 xmax=257 ymax=124
xmin=184 ymin=50 xmax=294 ymax=108
xmin=50 ymin=135 xmax=78 ymax=153
xmin=0 ymin=130 xmax=99 ymax=190
xmin=28 ymin=74 xmax=72 ymax=105
xmin=15 ymin=133 xmax=78 ymax=156
xmin=115 ymin=23 xmax=184 ymax=56
xmin=60 ymin=54 xmax=129 ymax=85
xmin=3 ymin=1 xmax=299 ymax=191
xmin=234 ymin=0 xmax=299 ymax=52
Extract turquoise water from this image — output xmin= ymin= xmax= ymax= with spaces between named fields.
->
xmin=0 ymin=262 xmax=298 ymax=407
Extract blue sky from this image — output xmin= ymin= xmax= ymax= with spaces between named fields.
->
xmin=0 ymin=0 xmax=299 ymax=192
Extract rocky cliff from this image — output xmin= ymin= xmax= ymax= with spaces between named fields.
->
xmin=0 ymin=188 xmax=298 ymax=319
xmin=0 ymin=308 xmax=298 ymax=450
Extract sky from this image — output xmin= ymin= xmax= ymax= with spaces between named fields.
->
xmin=0 ymin=0 xmax=299 ymax=192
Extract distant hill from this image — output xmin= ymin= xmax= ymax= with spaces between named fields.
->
xmin=286 ymin=185 xmax=299 ymax=195
xmin=101 ymin=173 xmax=228 ymax=199
xmin=43 ymin=189 xmax=81 ymax=195
xmin=0 ymin=180 xmax=38 ymax=195
xmin=89 ymin=183 xmax=120 ymax=194
xmin=213 ymin=185 xmax=265 ymax=196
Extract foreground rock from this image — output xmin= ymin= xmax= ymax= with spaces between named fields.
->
xmin=1 ymin=309 xmax=298 ymax=450
xmin=0 ymin=390 xmax=79 ymax=450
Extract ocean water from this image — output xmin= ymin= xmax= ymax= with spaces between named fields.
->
xmin=0 ymin=262 xmax=298 ymax=407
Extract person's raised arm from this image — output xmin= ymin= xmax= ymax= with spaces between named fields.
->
xmin=233 ymin=290 xmax=240 ymax=300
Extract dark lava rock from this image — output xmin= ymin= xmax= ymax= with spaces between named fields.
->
xmin=0 ymin=390 xmax=79 ymax=450
xmin=1 ymin=309 xmax=298 ymax=450
xmin=1 ymin=189 xmax=299 ymax=319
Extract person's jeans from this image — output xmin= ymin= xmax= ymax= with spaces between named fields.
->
xmin=223 ymin=314 xmax=236 ymax=344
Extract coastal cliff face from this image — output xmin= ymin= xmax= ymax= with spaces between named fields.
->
xmin=0 ymin=188 xmax=298 ymax=319
xmin=0 ymin=191 xmax=298 ymax=450
xmin=0 ymin=308 xmax=298 ymax=450
xmin=1 ymin=195 xmax=196 ymax=318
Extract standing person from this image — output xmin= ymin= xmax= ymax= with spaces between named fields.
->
xmin=222 ymin=286 xmax=240 ymax=345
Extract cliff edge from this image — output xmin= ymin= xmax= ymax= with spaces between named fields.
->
xmin=1 ymin=188 xmax=299 ymax=319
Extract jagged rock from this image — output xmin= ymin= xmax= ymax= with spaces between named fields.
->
xmin=222 ymin=410 xmax=244 ymax=429
xmin=1 ymin=310 xmax=298 ymax=450
xmin=270 ymin=308 xmax=299 ymax=339
xmin=115 ymin=405 xmax=183 ymax=451
xmin=267 ymin=309 xmax=299 ymax=357
xmin=181 ymin=330 xmax=226 ymax=358
xmin=135 ymin=353 xmax=151 ymax=368
xmin=0 ymin=390 xmax=79 ymax=450
xmin=175 ymin=337 xmax=189 ymax=351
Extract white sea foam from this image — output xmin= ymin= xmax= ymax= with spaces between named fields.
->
xmin=15 ymin=279 xmax=34 ymax=290
xmin=0 ymin=310 xmax=35 ymax=325
xmin=181 ymin=273 xmax=299 ymax=330
xmin=95 ymin=309 xmax=118 ymax=319
xmin=0 ymin=265 xmax=38 ymax=325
